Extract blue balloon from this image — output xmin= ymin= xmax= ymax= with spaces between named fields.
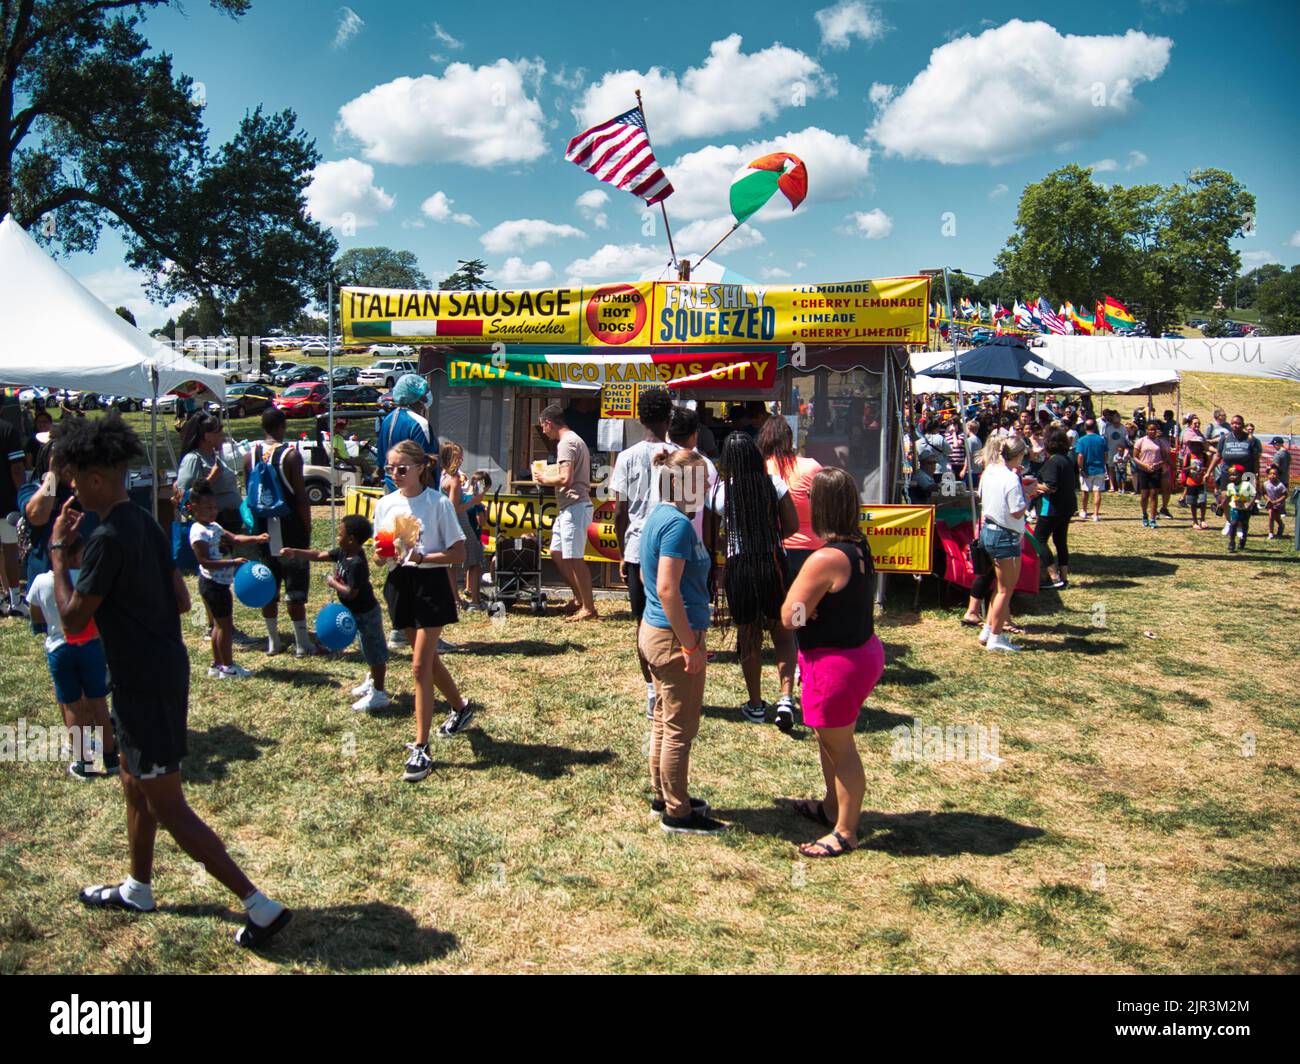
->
xmin=315 ymin=603 xmax=357 ymax=651
xmin=233 ymin=561 xmax=277 ymax=609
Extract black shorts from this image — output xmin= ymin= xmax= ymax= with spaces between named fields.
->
xmin=1136 ymin=468 xmax=1163 ymax=492
xmin=111 ymin=687 xmax=188 ymax=778
xmin=199 ymin=576 xmax=234 ymax=620
xmin=784 ymin=548 xmax=814 ymax=587
xmin=384 ymin=566 xmax=458 ymax=631
xmin=626 ymin=562 xmax=646 ymax=622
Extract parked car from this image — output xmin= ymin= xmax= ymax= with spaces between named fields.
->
xmin=300 ymin=340 xmax=342 ymax=356
xmin=273 ymin=364 xmax=327 ymax=387
xmin=330 ymin=385 xmax=383 ymax=414
xmin=101 ymin=395 xmax=142 ymax=413
xmin=209 ymin=382 xmax=276 ymax=420
xmin=274 ymin=382 xmax=329 ymax=418
xmin=367 ymin=344 xmax=414 ymax=358
xmin=329 ymin=365 xmax=359 ymax=386
xmin=358 ymin=358 xmax=419 ymax=389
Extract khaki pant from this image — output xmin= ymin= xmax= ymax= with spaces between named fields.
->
xmin=639 ymin=624 xmax=707 ymax=820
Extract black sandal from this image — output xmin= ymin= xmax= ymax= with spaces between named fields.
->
xmin=792 ymin=799 xmax=832 ymax=828
xmin=959 ymin=617 xmax=983 ymax=628
xmin=79 ymin=883 xmax=154 ymax=913
xmin=234 ymin=907 xmax=292 ymax=949
xmin=799 ymin=831 xmax=856 ymax=858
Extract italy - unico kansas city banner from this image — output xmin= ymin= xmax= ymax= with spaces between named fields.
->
xmin=446 ymin=349 xmax=779 ymax=390
xmin=342 ymin=276 xmax=930 ymax=348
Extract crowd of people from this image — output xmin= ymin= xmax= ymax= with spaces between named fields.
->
xmin=0 ymin=375 xmax=897 ymax=950
xmin=907 ymin=391 xmax=1293 ymax=651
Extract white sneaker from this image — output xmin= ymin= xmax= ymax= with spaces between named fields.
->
xmin=1092 ymin=514 xmax=1100 ymax=523
xmin=978 ymin=624 xmax=991 ymax=645
xmin=352 ymin=688 xmax=392 ymax=712
xmin=207 ymin=666 xmax=224 ymax=679
xmin=7 ymin=600 xmax=29 ymax=618
xmin=221 ymin=664 xmax=253 ymax=679
xmin=986 ymin=634 xmax=1022 ymax=652
xmin=351 ymin=676 xmax=374 ymax=698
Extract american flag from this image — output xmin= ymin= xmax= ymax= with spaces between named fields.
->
xmin=1037 ymin=297 xmax=1068 ymax=335
xmin=565 ymin=106 xmax=674 ymax=205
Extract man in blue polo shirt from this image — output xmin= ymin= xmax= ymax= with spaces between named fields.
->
xmin=1075 ymin=418 xmax=1109 ymax=522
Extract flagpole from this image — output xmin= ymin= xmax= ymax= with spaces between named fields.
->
xmin=694 ymin=222 xmax=740 ymax=269
xmin=635 ymin=90 xmax=677 ymax=266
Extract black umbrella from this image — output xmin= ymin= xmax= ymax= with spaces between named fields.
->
xmin=923 ymin=335 xmax=1088 ymax=390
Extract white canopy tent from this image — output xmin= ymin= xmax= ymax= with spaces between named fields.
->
xmin=0 ymin=213 xmax=227 ymax=518
xmin=0 ymin=214 xmax=225 ymax=400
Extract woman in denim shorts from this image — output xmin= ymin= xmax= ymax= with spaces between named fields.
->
xmin=976 ymin=432 xmax=1029 ymax=653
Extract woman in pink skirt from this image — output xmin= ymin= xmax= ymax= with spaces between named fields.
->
xmin=780 ymin=467 xmax=883 ymax=857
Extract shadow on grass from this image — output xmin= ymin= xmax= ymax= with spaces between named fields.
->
xmin=443 ymin=730 xmax=615 ymax=780
xmin=1027 ymin=637 xmax=1127 ymax=655
xmin=157 ymin=901 xmax=459 ymax=970
xmin=185 ymin=724 xmax=277 ymax=784
xmin=715 ymin=805 xmax=1044 ymax=855
xmin=857 ymin=708 xmax=913 ymax=734
xmin=454 ymin=639 xmax=587 ymax=655
xmin=1151 ymin=551 xmax=1297 ymax=564
xmin=880 ymin=642 xmax=940 ymax=687
xmin=255 ymin=667 xmax=337 ymax=689
xmin=1081 ymin=554 xmax=1180 ymax=578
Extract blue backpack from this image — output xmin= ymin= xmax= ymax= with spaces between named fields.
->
xmin=246 ymin=444 xmax=292 ymax=522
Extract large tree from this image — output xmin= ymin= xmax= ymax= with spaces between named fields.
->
xmin=2 ymin=1 xmax=336 ymax=334
xmin=995 ymin=164 xmax=1124 ymax=306
xmin=1108 ymin=168 xmax=1254 ymax=336
xmin=334 ymin=246 xmax=431 ymax=289
xmin=441 ymin=258 xmax=494 ymax=290
xmin=1257 ymin=266 xmax=1300 ymax=337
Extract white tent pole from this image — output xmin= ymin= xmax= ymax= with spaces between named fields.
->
xmin=943 ymin=268 xmax=978 ymax=528
xmin=150 ymin=367 xmax=159 ymax=522
xmin=328 ymin=279 xmax=337 ymax=540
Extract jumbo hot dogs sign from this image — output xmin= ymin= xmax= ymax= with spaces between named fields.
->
xmin=342 ymin=277 xmax=930 ymax=348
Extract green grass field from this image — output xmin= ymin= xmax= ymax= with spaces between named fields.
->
xmin=1 ymin=490 xmax=1296 ymax=974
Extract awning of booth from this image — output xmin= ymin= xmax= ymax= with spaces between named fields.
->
xmin=430 ymin=343 xmax=909 ymax=389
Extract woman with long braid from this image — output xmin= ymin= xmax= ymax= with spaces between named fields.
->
xmin=705 ymin=433 xmax=799 ymax=726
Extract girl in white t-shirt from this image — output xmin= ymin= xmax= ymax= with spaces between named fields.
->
xmin=975 ymin=432 xmax=1029 ymax=652
xmin=373 ymin=440 xmax=471 ymax=783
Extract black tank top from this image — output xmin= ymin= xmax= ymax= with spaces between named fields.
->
xmin=795 ymin=539 xmax=875 ymax=651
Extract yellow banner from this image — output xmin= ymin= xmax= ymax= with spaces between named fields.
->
xmin=349 ymin=488 xmax=934 ymax=576
xmin=346 ymin=487 xmax=618 ymax=566
xmin=342 ymin=277 xmax=930 ymax=348
xmin=858 ymin=504 xmax=935 ymax=575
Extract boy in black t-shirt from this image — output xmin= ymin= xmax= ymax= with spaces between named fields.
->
xmin=49 ymin=415 xmax=291 ymax=948
xmin=281 ymin=514 xmax=390 ymax=711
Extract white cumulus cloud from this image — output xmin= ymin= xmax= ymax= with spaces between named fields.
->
xmin=420 ymin=191 xmax=477 ymax=226
xmin=481 ymin=219 xmax=585 ymax=255
xmin=761 ymin=266 xmax=792 ymax=279
xmin=490 ymin=257 xmax=555 ymax=286
xmin=1089 ymin=158 xmax=1120 ymax=173
xmin=575 ymin=35 xmax=832 ymax=146
xmin=333 ymin=7 xmax=364 ymax=51
xmin=1240 ymin=250 xmax=1280 ymax=270
xmin=989 ymin=183 xmax=1009 ymax=199
xmin=816 ymin=1 xmax=888 ymax=50
xmin=844 ymin=208 xmax=893 ymax=239
xmin=304 ymin=159 xmax=395 ymax=229
xmin=675 ymin=216 xmax=765 ymax=257
xmin=664 ymin=126 xmax=871 ymax=223
xmin=1289 ymin=231 xmax=1300 ymax=248
xmin=870 ymin=20 xmax=1172 ymax=164
xmin=431 ymin=23 xmax=463 ymax=51
xmin=338 ymin=59 xmax=547 ymax=166
xmin=575 ymin=189 xmax=609 ymax=229
xmin=868 ymin=81 xmax=894 ymax=107
xmin=1125 ymin=149 xmax=1148 ymax=169
xmin=564 ymin=243 xmax=676 ymax=287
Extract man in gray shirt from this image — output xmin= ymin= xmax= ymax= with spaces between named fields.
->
xmin=535 ymin=403 xmax=597 ymax=621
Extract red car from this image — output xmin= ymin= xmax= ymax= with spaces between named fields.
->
xmin=274 ymin=382 xmax=328 ymax=418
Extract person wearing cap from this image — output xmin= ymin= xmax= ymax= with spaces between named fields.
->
xmin=1206 ymin=414 xmax=1261 ymax=492
xmin=377 ymin=373 xmax=437 ymax=494
xmin=1223 ymin=464 xmax=1255 ymax=552
xmin=1270 ymin=437 xmax=1291 ymax=491
xmin=328 ymin=416 xmax=373 ymax=485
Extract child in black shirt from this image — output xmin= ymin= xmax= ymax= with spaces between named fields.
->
xmin=281 ymin=514 xmax=390 ymax=711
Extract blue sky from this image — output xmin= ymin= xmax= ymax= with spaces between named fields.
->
xmin=65 ymin=0 xmax=1300 ymax=329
